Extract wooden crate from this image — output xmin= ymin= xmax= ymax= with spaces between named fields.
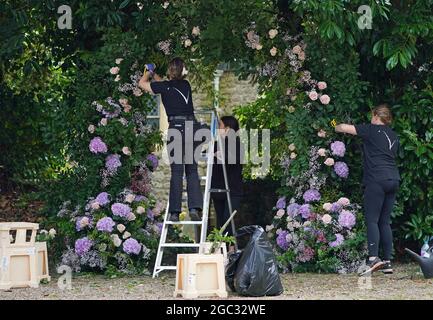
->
xmin=0 ymin=223 xmax=40 ymax=290
xmin=174 ymin=254 xmax=228 ymax=299
xmin=36 ymin=242 xmax=50 ymax=282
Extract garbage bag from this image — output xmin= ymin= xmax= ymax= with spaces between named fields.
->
xmin=233 ymin=225 xmax=283 ymax=296
xmin=225 ymin=251 xmax=242 ymax=292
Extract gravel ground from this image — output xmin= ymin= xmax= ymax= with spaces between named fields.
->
xmin=1 ymin=263 xmax=432 ymax=300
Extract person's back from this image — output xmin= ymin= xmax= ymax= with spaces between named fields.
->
xmin=354 ymin=123 xmax=400 ymax=184
xmin=150 ymin=79 xmax=194 ymax=117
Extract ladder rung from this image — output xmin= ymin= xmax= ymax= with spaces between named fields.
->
xmin=161 ymin=243 xmax=201 ymax=248
xmin=210 ymin=188 xmax=230 ymax=193
xmin=155 ymin=266 xmax=177 ymax=271
xmin=165 ymin=221 xmax=203 ymax=225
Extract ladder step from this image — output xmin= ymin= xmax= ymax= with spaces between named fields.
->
xmin=210 ymin=188 xmax=230 ymax=193
xmin=161 ymin=243 xmax=201 ymax=248
xmin=155 ymin=266 xmax=177 ymax=271
xmin=165 ymin=221 xmax=203 ymax=225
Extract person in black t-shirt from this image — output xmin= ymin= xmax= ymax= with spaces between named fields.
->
xmin=139 ymin=58 xmax=203 ymax=222
xmin=335 ymin=104 xmax=400 ymax=276
xmin=211 ymin=116 xmax=244 ymax=247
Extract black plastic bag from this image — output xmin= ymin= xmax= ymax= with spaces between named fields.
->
xmin=225 ymin=251 xmax=242 ymax=292
xmin=232 ymin=225 xmax=283 ymax=296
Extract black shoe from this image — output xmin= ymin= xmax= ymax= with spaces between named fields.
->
xmin=168 ymin=212 xmax=180 ymax=222
xmin=381 ymin=261 xmax=393 ymax=274
xmin=189 ymin=208 xmax=202 ymax=221
xmin=359 ymin=257 xmax=385 ymax=277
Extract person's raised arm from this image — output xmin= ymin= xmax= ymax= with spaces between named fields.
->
xmin=138 ymin=67 xmax=163 ymax=94
xmin=335 ymin=124 xmax=357 ymax=135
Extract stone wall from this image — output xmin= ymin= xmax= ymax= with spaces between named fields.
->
xmin=151 ymin=71 xmax=258 ymax=217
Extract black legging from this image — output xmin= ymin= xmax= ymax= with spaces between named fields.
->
xmin=363 ymin=179 xmax=399 ymax=260
xmin=167 ymin=119 xmax=203 ymax=213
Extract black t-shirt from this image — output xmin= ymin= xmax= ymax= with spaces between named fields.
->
xmin=354 ymin=124 xmax=400 ymax=185
xmin=150 ymin=80 xmax=194 ymax=117
xmin=211 ymin=135 xmax=244 ymax=197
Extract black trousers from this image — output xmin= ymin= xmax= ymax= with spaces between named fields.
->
xmin=167 ymin=120 xmax=203 ymax=213
xmin=363 ymin=179 xmax=399 ymax=260
xmin=212 ymin=194 xmax=242 ymax=237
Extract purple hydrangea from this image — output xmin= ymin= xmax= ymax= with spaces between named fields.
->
xmin=89 ymin=137 xmax=108 ymax=154
xmin=338 ymin=210 xmax=356 ymax=229
xmin=299 ymin=204 xmax=311 ymax=219
xmin=331 ymin=202 xmax=342 ymax=213
xmin=276 ymin=230 xmax=289 ymax=251
xmin=105 ymin=154 xmax=122 ymax=173
xmin=146 ymin=154 xmax=159 ymax=170
xmin=156 ymin=223 xmax=163 ymax=235
xmin=96 ymin=217 xmax=115 ymax=233
xmin=330 ymin=141 xmax=346 ymax=157
xmin=95 ymin=192 xmax=110 ymax=206
xmin=302 ymin=189 xmax=321 ymax=203
xmin=75 ymin=237 xmax=93 ymax=256
xmin=134 ymin=195 xmax=147 ymax=202
xmin=111 ymin=203 xmax=132 ymax=218
xmin=122 ymin=238 xmax=142 ymax=255
xmin=287 ymin=203 xmax=300 ymax=218
xmin=329 ymin=234 xmax=345 ymax=248
xmin=276 ymin=197 xmax=286 ymax=210
xmin=334 ymin=161 xmax=349 ymax=178
xmin=147 ymin=209 xmax=154 ymax=221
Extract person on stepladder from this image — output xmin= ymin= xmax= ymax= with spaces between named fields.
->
xmin=139 ymin=57 xmax=203 ymax=222
xmin=211 ymin=116 xmax=244 ymax=252
xmin=335 ymin=104 xmax=400 ymax=276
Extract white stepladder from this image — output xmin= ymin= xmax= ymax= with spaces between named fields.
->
xmin=152 ymin=110 xmax=237 ymax=278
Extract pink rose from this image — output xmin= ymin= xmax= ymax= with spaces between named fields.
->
xmin=318 ymin=81 xmax=327 ymax=90
xmin=309 ymin=91 xmax=318 ymax=101
xmin=322 ymin=203 xmax=332 ymax=212
xmin=320 ymin=94 xmax=331 ymax=105
xmin=119 ymin=99 xmax=129 ymax=107
xmin=115 ymin=75 xmax=121 ymax=82
xmin=192 ymin=26 xmax=200 ymax=36
xmin=100 ymin=118 xmax=108 ymax=126
xmin=322 ymin=214 xmax=332 ymax=224
xmin=318 ymin=129 xmax=327 ymax=138
xmin=110 ymin=67 xmax=120 ymax=75
xmin=290 ymin=152 xmax=297 ymax=159
xmin=133 ymin=88 xmax=143 ymax=97
xmin=324 ymin=158 xmax=335 ymax=166
xmin=270 ymin=47 xmax=278 ymax=57
xmin=276 ymin=209 xmax=285 ymax=218
xmin=318 ymin=148 xmax=327 ymax=157
xmin=122 ymin=147 xmax=132 ymax=156
xmin=298 ymin=51 xmax=306 ymax=61
xmin=115 ymin=58 xmax=124 ymax=65
xmin=292 ymin=45 xmax=302 ymax=55
xmin=337 ymin=197 xmax=350 ymax=207
xmin=268 ymin=29 xmax=278 ymax=39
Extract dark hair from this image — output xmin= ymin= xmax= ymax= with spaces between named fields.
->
xmin=221 ymin=116 xmax=240 ymax=132
xmin=168 ymin=57 xmax=185 ymax=80
xmin=373 ymin=104 xmax=393 ymax=125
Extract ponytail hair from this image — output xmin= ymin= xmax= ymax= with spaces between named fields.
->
xmin=373 ymin=104 xmax=393 ymax=125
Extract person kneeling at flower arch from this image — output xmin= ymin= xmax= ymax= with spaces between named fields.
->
xmin=335 ymin=104 xmax=400 ymax=276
